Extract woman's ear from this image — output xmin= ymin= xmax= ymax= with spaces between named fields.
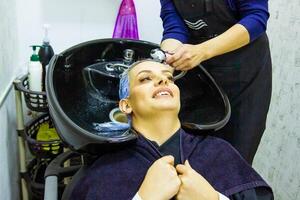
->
xmin=119 ymin=98 xmax=132 ymax=114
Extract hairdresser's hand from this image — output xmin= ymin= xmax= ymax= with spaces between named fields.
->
xmin=166 ymin=44 xmax=209 ymax=71
xmin=138 ymin=155 xmax=181 ymax=200
xmin=176 ymin=160 xmax=219 ymax=200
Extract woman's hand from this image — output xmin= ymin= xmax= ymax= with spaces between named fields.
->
xmin=138 ymin=155 xmax=181 ymax=200
xmin=166 ymin=44 xmax=209 ymax=71
xmin=176 ymin=160 xmax=219 ymax=200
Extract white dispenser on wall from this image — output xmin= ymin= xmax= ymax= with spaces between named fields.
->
xmin=28 ymin=45 xmax=43 ymax=91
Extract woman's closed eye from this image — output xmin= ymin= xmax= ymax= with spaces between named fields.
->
xmin=139 ymin=76 xmax=152 ymax=83
xmin=138 ymin=73 xmax=174 ymax=83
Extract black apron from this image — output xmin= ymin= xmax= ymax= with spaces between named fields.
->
xmin=172 ymin=0 xmax=272 ymax=164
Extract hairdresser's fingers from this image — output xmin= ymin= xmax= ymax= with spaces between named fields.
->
xmin=167 ymin=47 xmax=185 ymax=65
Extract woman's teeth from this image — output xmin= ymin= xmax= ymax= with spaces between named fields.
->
xmin=155 ymin=91 xmax=170 ymax=97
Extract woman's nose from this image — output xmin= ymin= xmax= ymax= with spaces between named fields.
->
xmin=156 ymin=76 xmax=168 ymax=86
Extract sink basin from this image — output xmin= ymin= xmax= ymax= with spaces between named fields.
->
xmin=46 ymin=38 xmax=230 ymax=154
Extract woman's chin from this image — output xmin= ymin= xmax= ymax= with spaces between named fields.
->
xmin=152 ymin=102 xmax=179 ymax=111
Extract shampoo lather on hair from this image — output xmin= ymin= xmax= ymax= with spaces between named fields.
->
xmin=28 ymin=45 xmax=43 ymax=92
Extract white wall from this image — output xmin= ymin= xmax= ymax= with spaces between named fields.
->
xmin=0 ymin=0 xmax=20 ymax=199
xmin=0 ymin=92 xmax=19 ymax=200
xmin=253 ymin=0 xmax=300 ymax=199
xmin=0 ymin=0 xmax=19 ymax=94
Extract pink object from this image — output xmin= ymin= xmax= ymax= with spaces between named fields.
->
xmin=113 ymin=0 xmax=139 ymax=40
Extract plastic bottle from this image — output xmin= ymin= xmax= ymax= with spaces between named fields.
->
xmin=28 ymin=45 xmax=43 ymax=92
xmin=38 ymin=24 xmax=54 ymax=91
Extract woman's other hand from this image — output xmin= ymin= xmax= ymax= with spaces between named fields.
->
xmin=176 ymin=160 xmax=219 ymax=200
xmin=138 ymin=155 xmax=181 ymax=200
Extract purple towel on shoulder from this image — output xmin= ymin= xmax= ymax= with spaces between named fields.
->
xmin=71 ymin=129 xmax=271 ymax=199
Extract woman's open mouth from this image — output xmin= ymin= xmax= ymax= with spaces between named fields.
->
xmin=152 ymin=88 xmax=173 ymax=98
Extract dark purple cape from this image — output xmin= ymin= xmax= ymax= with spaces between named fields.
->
xmin=71 ymin=129 xmax=271 ymax=199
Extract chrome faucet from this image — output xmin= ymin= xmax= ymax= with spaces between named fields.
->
xmin=123 ymin=49 xmax=135 ymax=65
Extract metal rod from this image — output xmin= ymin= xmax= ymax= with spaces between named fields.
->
xmin=63 ymin=147 xmax=71 ymax=185
xmin=14 ymin=79 xmax=28 ymax=200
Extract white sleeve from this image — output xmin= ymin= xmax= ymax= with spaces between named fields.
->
xmin=132 ymin=193 xmax=143 ymax=200
xmin=219 ymin=192 xmax=230 ymax=200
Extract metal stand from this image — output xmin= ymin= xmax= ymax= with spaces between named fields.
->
xmin=14 ymin=79 xmax=29 ymax=200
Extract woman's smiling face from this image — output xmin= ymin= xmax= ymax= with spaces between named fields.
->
xmin=126 ymin=61 xmax=181 ymax=117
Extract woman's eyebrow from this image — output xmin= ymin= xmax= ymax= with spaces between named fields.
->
xmin=162 ymin=70 xmax=173 ymax=74
xmin=136 ymin=69 xmax=173 ymax=76
xmin=137 ymin=70 xmax=151 ymax=76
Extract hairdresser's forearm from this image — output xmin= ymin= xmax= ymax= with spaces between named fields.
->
xmin=201 ymin=24 xmax=250 ymax=60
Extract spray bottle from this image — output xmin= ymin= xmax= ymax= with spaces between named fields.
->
xmin=29 ymin=45 xmax=43 ymax=92
xmin=38 ymin=24 xmax=54 ymax=91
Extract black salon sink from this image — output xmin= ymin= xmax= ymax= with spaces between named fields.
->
xmin=46 ymin=38 xmax=230 ymax=154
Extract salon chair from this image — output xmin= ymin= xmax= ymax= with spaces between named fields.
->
xmin=44 ymin=39 xmax=231 ymax=200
